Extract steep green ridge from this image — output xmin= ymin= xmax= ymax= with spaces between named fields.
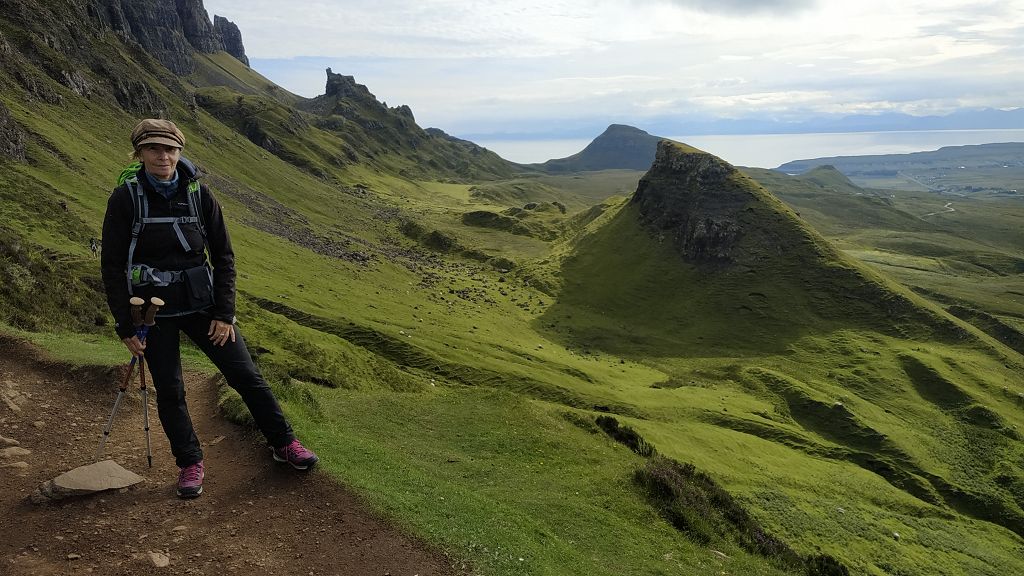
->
xmin=543 ymin=142 xmax=968 ymax=357
xmin=2 ymin=2 xmax=1024 ymax=576
xmin=533 ymin=124 xmax=662 ymax=172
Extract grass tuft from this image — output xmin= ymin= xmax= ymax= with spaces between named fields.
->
xmin=595 ymin=415 xmax=656 ymax=457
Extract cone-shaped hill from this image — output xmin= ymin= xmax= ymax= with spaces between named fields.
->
xmin=540 ymin=141 xmax=968 ymax=356
xmin=533 ymin=124 xmax=662 ymax=172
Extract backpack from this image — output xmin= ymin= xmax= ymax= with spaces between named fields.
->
xmin=118 ymin=161 xmax=207 ymax=294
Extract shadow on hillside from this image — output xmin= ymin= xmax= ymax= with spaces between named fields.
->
xmin=533 ymin=208 xmax=818 ymax=359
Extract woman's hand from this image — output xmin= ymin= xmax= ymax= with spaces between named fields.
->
xmin=122 ymin=335 xmax=146 ymax=357
xmin=208 ymin=319 xmax=235 ymax=346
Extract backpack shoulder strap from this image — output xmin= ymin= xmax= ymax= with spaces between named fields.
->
xmin=125 ymin=176 xmax=148 ymax=295
xmin=186 ymin=181 xmax=207 ymax=240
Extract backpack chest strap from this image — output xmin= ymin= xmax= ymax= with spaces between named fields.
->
xmin=140 ymin=216 xmax=201 ymax=252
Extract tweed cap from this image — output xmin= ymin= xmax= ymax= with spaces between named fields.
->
xmin=130 ymin=119 xmax=185 ymax=149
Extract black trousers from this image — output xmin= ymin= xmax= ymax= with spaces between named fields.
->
xmin=142 ymin=313 xmax=294 ymax=467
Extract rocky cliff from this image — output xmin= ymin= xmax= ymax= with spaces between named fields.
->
xmin=214 ymin=14 xmax=249 ymax=66
xmin=83 ymin=0 xmax=249 ymax=74
xmin=631 ymin=141 xmax=755 ymax=262
xmin=289 ymin=68 xmax=515 ymax=179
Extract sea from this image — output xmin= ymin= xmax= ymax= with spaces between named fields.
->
xmin=473 ymin=129 xmax=1024 ymax=169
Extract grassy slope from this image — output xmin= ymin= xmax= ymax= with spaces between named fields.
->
xmin=531 ymin=191 xmax=1024 ymax=575
xmin=2 ymin=13 xmax=1023 ymax=576
xmin=0 ymin=23 xmax=794 ymax=575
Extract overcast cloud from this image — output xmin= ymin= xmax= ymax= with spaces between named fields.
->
xmin=201 ymin=0 xmax=1023 ymax=138
xmin=649 ymin=0 xmax=817 ymax=16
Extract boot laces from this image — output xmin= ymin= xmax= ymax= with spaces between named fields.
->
xmin=178 ymin=462 xmax=204 ymax=483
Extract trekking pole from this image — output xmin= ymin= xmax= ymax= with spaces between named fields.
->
xmin=138 ymin=298 xmax=162 ymax=468
xmin=96 ymin=297 xmax=163 ymax=461
xmin=96 ymin=297 xmax=144 ymax=459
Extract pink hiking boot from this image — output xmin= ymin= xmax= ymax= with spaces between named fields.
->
xmin=272 ymin=439 xmax=319 ymax=470
xmin=176 ymin=460 xmax=204 ymax=499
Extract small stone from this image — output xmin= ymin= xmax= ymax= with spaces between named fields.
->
xmin=892 ymin=532 xmax=901 ymax=541
xmin=32 ymin=420 xmax=45 ymax=428
xmin=148 ymin=551 xmax=170 ymax=567
xmin=171 ymin=526 xmax=187 ymax=533
xmin=0 ymin=434 xmax=19 ymax=446
xmin=207 ymin=436 xmax=226 ymax=446
xmin=67 ymin=553 xmax=81 ymax=560
xmin=0 ymin=446 xmax=31 ymax=458
xmin=0 ymin=461 xmax=29 ymax=469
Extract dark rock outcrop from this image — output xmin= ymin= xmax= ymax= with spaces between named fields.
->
xmin=85 ymin=0 xmax=131 ymax=37
xmin=0 ymin=29 xmax=11 ymax=56
xmin=117 ymin=0 xmax=196 ymax=74
xmin=83 ymin=0 xmax=249 ymax=74
xmin=214 ymin=15 xmax=249 ymax=66
xmin=631 ymin=141 xmax=746 ymax=262
xmin=110 ymin=75 xmax=166 ymax=115
xmin=0 ymin=102 xmax=27 ymax=161
xmin=175 ymin=0 xmax=219 ymax=52
xmin=323 ymin=69 xmax=386 ymax=109
xmin=425 ymin=127 xmax=491 ymax=156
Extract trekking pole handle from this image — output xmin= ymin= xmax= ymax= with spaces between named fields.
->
xmin=143 ymin=297 xmax=164 ymax=326
xmin=129 ymin=297 xmax=145 ymax=327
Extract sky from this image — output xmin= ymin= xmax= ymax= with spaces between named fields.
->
xmin=201 ymin=0 xmax=1024 ymax=140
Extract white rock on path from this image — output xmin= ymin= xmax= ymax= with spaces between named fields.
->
xmin=148 ymin=551 xmax=170 ymax=567
xmin=29 ymin=459 xmax=144 ymax=504
xmin=0 ymin=461 xmax=29 ymax=469
xmin=0 ymin=446 xmax=31 ymax=458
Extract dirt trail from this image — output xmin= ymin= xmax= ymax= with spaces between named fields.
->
xmin=0 ymin=336 xmax=466 ymax=576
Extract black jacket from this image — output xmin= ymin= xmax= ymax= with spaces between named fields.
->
xmin=101 ymin=160 xmax=236 ymax=339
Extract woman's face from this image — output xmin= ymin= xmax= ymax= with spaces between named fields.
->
xmin=139 ymin=143 xmax=181 ymax=180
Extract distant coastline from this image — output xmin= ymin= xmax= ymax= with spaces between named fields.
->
xmin=475 ymin=129 xmax=1024 ymax=169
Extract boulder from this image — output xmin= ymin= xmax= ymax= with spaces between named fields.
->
xmin=30 ymin=460 xmax=143 ymax=504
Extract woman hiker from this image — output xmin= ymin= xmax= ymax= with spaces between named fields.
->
xmin=101 ymin=118 xmax=318 ymax=498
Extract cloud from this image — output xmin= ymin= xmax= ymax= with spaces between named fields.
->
xmin=644 ymin=0 xmax=816 ymax=16
xmin=204 ymin=0 xmax=1024 ymax=138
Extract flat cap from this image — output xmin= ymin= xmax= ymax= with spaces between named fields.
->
xmin=130 ymin=118 xmax=185 ymax=149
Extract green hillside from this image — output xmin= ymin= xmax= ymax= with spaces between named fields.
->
xmin=744 ymin=165 xmax=1024 ymax=350
xmin=2 ymin=2 xmax=1023 ymax=576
